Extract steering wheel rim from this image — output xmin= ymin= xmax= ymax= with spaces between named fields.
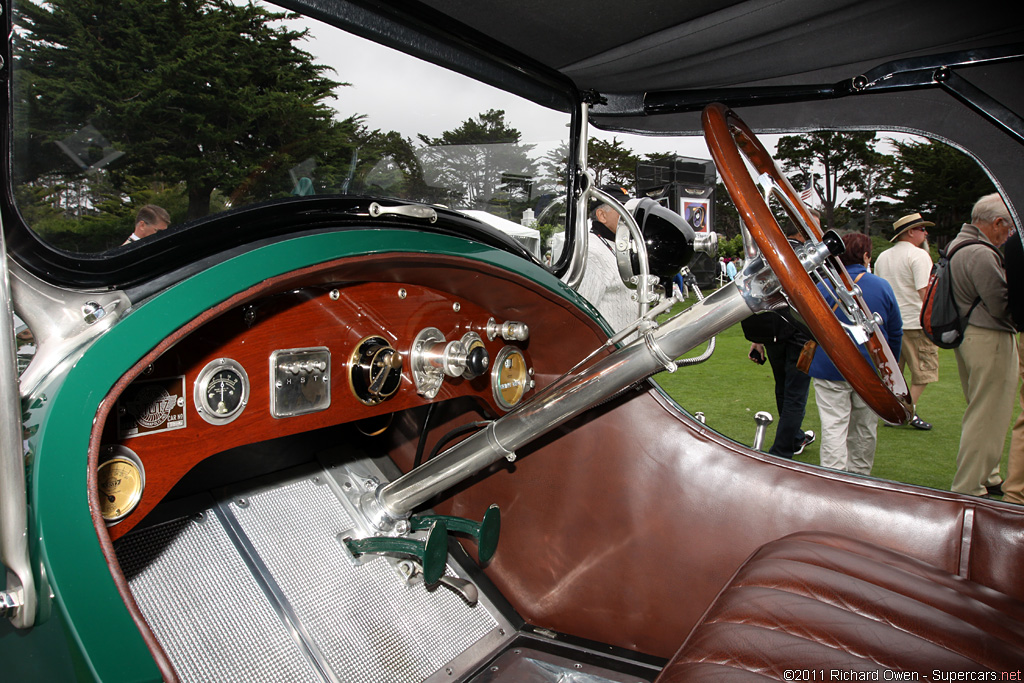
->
xmin=702 ymin=103 xmax=912 ymax=424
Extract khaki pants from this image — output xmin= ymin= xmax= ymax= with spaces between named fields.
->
xmin=813 ymin=378 xmax=878 ymax=475
xmin=952 ymin=326 xmax=1018 ymax=496
xmin=1002 ymin=335 xmax=1024 ymax=504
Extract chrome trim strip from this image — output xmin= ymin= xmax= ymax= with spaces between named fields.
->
xmin=1 ymin=230 xmax=37 ymax=628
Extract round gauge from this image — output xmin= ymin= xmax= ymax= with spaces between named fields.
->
xmin=194 ymin=358 xmax=250 ymax=425
xmin=97 ymin=446 xmax=145 ymax=524
xmin=491 ymin=346 xmax=531 ymax=410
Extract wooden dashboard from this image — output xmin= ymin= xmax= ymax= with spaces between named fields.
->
xmin=90 ymin=252 xmax=601 ymax=542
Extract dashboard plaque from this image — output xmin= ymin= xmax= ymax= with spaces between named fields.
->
xmin=117 ymin=376 xmax=187 ymax=439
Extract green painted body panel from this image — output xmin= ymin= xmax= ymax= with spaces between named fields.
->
xmin=4 ymin=229 xmax=588 ymax=682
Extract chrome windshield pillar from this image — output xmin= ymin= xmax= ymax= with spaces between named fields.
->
xmin=0 ymin=226 xmax=36 ymax=629
xmin=560 ymin=100 xmax=592 ymax=292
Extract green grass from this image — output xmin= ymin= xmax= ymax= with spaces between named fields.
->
xmin=652 ymin=296 xmax=1020 ymax=493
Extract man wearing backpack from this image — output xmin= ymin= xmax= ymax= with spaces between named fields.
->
xmin=948 ymin=193 xmax=1017 ymax=498
xmin=875 ymin=212 xmax=938 ymax=430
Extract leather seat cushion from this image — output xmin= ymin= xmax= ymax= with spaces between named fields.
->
xmin=656 ymin=531 xmax=1024 ymax=681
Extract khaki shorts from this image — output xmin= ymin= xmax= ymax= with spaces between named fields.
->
xmin=900 ymin=329 xmax=939 ymax=385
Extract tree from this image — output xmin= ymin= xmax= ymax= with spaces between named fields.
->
xmin=774 ymin=131 xmax=876 ymax=231
xmin=588 ymin=138 xmax=639 ymax=188
xmin=417 ymin=109 xmax=537 ymax=216
xmin=538 ymin=141 xmax=571 ymax=195
xmin=889 ymin=138 xmax=995 ymax=242
xmin=845 ymin=149 xmax=897 ymax=234
xmin=713 ymin=182 xmax=741 ymax=239
xmin=15 ymin=0 xmax=346 ymax=221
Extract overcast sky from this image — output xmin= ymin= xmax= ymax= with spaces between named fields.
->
xmin=294 ymin=14 xmax=726 ymax=162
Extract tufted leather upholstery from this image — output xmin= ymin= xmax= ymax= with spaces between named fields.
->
xmin=655 ymin=531 xmax=1024 ymax=680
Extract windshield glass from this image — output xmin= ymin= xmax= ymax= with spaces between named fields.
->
xmin=10 ymin=0 xmax=571 ymax=254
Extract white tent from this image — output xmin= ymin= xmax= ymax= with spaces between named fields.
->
xmin=461 ymin=210 xmax=541 ymax=257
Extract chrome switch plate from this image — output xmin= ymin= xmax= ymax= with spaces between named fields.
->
xmin=269 ymin=347 xmax=331 ymax=418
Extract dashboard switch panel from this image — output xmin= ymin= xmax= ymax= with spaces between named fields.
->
xmin=270 ymin=347 xmax=331 ymax=418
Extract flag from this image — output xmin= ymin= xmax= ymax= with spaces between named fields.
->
xmin=790 ymin=172 xmax=816 ymax=205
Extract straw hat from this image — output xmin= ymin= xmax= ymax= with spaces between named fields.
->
xmin=891 ymin=213 xmax=934 ymax=241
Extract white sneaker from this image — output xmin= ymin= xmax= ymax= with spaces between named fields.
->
xmin=795 ymin=430 xmax=816 ymax=456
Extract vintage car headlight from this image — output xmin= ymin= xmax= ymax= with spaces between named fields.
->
xmin=615 ymin=197 xmax=696 ymax=286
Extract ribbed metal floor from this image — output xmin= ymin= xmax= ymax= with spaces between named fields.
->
xmin=117 ymin=461 xmax=507 ymax=683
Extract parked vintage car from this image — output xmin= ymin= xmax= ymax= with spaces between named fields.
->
xmin=2 ymin=0 xmax=1023 ymax=681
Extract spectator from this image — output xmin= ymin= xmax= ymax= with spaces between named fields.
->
xmin=874 ymin=212 xmax=938 ymax=430
xmin=809 ymin=232 xmax=902 ymax=475
xmin=742 ymin=310 xmax=816 ymax=459
xmin=725 ymin=258 xmax=737 ymax=281
xmin=577 ymin=186 xmax=637 ymax=334
xmin=1003 ymin=227 xmax=1024 ymax=504
xmin=122 ymin=204 xmax=171 ymax=245
xmin=740 ymin=216 xmax=818 ymax=459
xmin=948 ymin=193 xmax=1017 ymax=498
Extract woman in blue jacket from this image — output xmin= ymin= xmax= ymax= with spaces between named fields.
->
xmin=809 ymin=232 xmax=903 ymax=475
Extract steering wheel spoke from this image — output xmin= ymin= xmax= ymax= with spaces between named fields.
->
xmin=702 ymin=102 xmax=912 ymax=424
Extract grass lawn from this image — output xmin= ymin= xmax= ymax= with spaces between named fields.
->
xmin=652 ymin=295 xmax=1020 ymax=494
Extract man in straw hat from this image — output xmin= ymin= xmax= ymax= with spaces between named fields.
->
xmin=874 ymin=212 xmax=938 ymax=430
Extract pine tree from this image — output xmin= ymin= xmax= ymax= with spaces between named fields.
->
xmin=15 ymin=0 xmax=347 ymax=221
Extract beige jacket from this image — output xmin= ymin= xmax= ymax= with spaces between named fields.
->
xmin=947 ymin=223 xmax=1014 ymax=333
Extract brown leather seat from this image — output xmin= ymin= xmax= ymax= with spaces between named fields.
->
xmin=656 ymin=531 xmax=1024 ymax=681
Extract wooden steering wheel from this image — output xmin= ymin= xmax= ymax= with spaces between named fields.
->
xmin=702 ymin=103 xmax=912 ymax=424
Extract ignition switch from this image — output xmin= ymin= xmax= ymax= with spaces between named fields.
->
xmin=349 ymin=336 xmax=403 ymax=406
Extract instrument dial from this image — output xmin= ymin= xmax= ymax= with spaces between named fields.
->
xmin=195 ymin=358 xmax=250 ymax=425
xmin=97 ymin=447 xmax=145 ymax=524
xmin=491 ymin=346 xmax=531 ymax=410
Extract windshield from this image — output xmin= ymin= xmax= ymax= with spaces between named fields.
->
xmin=10 ymin=0 xmax=571 ymax=254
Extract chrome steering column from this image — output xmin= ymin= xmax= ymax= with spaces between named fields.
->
xmin=365 ymin=235 xmax=841 ymax=527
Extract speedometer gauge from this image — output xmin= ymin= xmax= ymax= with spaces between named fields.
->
xmin=97 ymin=446 xmax=145 ymax=524
xmin=491 ymin=346 xmax=532 ymax=410
xmin=194 ymin=358 xmax=250 ymax=425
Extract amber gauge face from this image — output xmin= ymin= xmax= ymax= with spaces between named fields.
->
xmin=491 ymin=346 xmax=531 ymax=410
xmin=97 ymin=449 xmax=145 ymax=524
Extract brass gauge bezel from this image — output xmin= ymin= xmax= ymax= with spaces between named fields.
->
xmin=97 ymin=445 xmax=146 ymax=525
xmin=194 ymin=357 xmax=250 ymax=425
xmin=491 ymin=346 xmax=531 ymax=411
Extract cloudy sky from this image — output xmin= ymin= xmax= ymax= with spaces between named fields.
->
xmin=293 ymin=14 xmax=722 ymax=161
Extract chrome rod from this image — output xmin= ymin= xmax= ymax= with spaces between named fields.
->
xmin=0 ymin=224 xmax=36 ymax=628
xmin=561 ymin=101 xmax=591 ymax=292
xmin=376 ymin=282 xmax=755 ymax=520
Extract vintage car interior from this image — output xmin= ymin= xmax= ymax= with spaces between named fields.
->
xmin=2 ymin=0 xmax=1024 ymax=681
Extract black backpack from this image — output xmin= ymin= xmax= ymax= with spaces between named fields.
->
xmin=920 ymin=239 xmax=1003 ymax=349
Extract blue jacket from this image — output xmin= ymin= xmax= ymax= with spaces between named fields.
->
xmin=808 ymin=265 xmax=903 ymax=381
